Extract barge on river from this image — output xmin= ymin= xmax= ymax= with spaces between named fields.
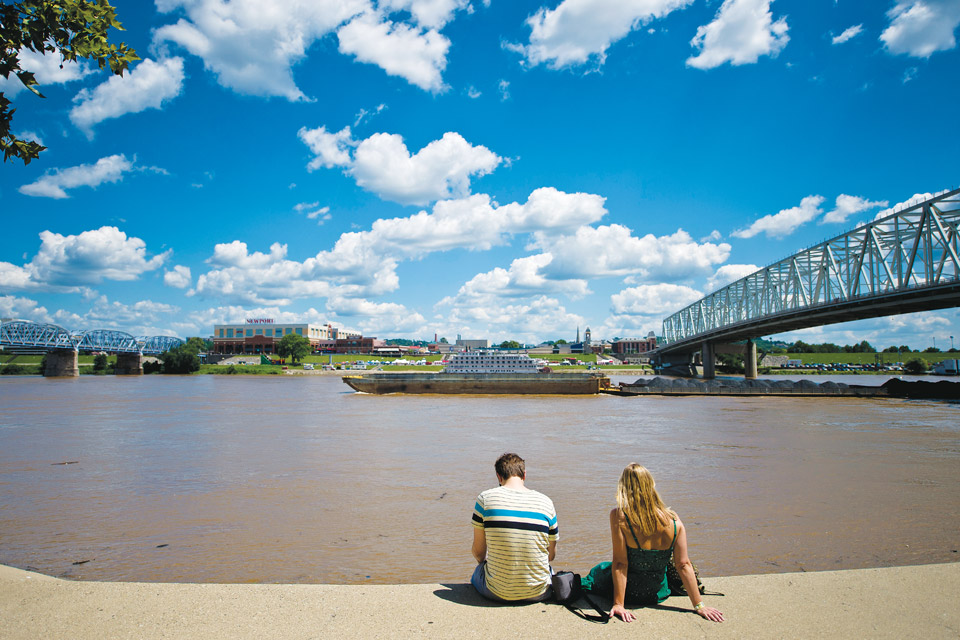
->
xmin=342 ymin=351 xmax=609 ymax=395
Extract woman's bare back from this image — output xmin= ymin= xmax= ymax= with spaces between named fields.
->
xmin=613 ymin=507 xmax=680 ymax=550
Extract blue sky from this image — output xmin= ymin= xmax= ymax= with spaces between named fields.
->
xmin=2 ymin=0 xmax=959 ymax=349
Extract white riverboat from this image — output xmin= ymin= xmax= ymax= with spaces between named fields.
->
xmin=343 ymin=350 xmax=608 ymax=395
xmin=443 ymin=351 xmax=542 ymax=374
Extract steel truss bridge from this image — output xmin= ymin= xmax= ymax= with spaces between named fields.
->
xmin=659 ymin=187 xmax=960 ymax=361
xmin=0 ymin=320 xmax=183 ymax=355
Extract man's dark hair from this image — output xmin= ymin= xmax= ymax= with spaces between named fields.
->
xmin=495 ymin=453 xmax=525 ymax=480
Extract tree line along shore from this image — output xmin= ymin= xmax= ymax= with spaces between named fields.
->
xmin=2 ymin=350 xmax=958 ymax=377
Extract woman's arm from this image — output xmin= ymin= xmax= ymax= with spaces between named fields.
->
xmin=608 ymin=508 xmax=635 ymax=622
xmin=672 ymin=519 xmax=724 ymax=622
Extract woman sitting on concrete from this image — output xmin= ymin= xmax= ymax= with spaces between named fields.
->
xmin=583 ymin=463 xmax=724 ymax=622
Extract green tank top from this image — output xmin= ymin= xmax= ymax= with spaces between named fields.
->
xmin=623 ymin=516 xmax=676 ymax=604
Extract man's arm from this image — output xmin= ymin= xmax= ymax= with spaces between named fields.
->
xmin=472 ymin=527 xmax=487 ymax=563
xmin=547 ymin=539 xmax=556 ymax=562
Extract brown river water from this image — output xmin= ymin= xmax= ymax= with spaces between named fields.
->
xmin=1 ymin=374 xmax=958 ymax=584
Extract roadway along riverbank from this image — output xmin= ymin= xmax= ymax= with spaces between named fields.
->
xmin=2 ymin=563 xmax=957 ymax=639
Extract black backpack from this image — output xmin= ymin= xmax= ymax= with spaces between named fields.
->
xmin=551 ymin=571 xmax=610 ymax=623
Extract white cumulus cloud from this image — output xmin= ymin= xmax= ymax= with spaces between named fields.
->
xmin=0 ymin=295 xmax=52 ymax=323
xmin=70 ymin=58 xmax=185 ymax=136
xmin=513 ymin=0 xmax=693 ymax=68
xmin=18 ymin=154 xmax=137 ymax=199
xmin=832 ymin=24 xmax=863 ymax=45
xmin=85 ymin=296 xmax=181 ymax=331
xmin=0 ymin=47 xmax=95 ymax=97
xmin=152 ymin=1 xmax=463 ymax=96
xmin=706 ymin=263 xmax=759 ymax=292
xmin=300 ymin=127 xmax=502 ymax=205
xmin=881 ymin=0 xmax=960 ymax=58
xmin=0 ymin=226 xmax=168 ymax=291
xmin=600 ymin=283 xmax=704 ymax=339
xmin=438 ymin=294 xmax=585 ymax=345
xmin=377 ymin=0 xmax=469 ymax=29
xmin=189 ymin=187 xmax=607 ymax=305
xmin=164 ymin=265 xmax=193 ymax=289
xmin=687 ymin=0 xmax=789 ymax=70
xmin=533 ymin=226 xmax=730 ymax=281
xmin=822 ymin=194 xmax=889 ymax=224
xmin=299 ymin=125 xmax=356 ymax=170
xmin=326 ymin=295 xmax=425 ymax=330
xmin=732 ymin=195 xmax=825 ymax=239
xmin=337 ymin=12 xmax=450 ymax=92
xmin=0 ymin=262 xmax=37 ymax=291
xmin=29 ymin=227 xmax=169 ymax=286
xmin=352 ymin=132 xmax=499 ymax=204
xmin=445 ymin=254 xmax=591 ymax=303
xmin=610 ymin=283 xmax=703 ymax=316
xmin=153 ymin=0 xmax=367 ymax=100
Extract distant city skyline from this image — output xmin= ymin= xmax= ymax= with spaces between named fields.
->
xmin=2 ymin=1 xmax=958 ymax=348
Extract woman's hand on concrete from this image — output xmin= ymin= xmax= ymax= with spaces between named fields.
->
xmin=610 ymin=603 xmax=635 ymax=622
xmin=696 ymin=605 xmax=725 ymax=622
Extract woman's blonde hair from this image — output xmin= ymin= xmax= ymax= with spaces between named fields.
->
xmin=616 ymin=463 xmax=676 ymax=536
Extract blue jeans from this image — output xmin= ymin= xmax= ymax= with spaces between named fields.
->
xmin=470 ymin=562 xmax=553 ymax=603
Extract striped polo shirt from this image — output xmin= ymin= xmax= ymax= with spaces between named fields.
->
xmin=472 ymin=486 xmax=559 ymax=600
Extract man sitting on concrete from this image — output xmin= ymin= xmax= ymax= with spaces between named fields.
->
xmin=470 ymin=452 xmax=558 ymax=602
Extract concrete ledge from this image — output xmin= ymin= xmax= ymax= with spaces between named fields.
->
xmin=2 ymin=563 xmax=958 ymax=639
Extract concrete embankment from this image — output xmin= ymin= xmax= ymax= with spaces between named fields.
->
xmin=2 ymin=563 xmax=958 ymax=639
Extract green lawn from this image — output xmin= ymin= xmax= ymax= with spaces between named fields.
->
xmin=0 ymin=354 xmax=45 ymax=363
xmin=199 ymin=364 xmax=281 ymax=375
xmin=781 ymin=352 xmax=957 ymax=365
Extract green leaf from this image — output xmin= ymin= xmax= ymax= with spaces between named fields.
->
xmin=15 ymin=71 xmax=46 ymax=98
xmin=1 ymin=0 xmax=137 ymax=164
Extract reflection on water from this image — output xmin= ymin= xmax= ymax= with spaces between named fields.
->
xmin=0 ymin=374 xmax=958 ymax=584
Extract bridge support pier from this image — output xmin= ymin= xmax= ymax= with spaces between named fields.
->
xmin=44 ymin=350 xmax=79 ymax=377
xmin=115 ymin=352 xmax=143 ymax=375
xmin=744 ymin=340 xmax=758 ymax=379
xmin=702 ymin=342 xmax=715 ymax=379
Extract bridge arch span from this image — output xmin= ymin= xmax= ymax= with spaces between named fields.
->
xmin=0 ymin=321 xmax=75 ymax=350
xmin=74 ymin=329 xmax=141 ymax=353
xmin=1 ymin=320 xmax=184 ymax=357
xmin=655 ymin=187 xmax=960 ymax=377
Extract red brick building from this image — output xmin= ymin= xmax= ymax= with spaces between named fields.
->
xmin=334 ymin=337 xmax=384 ymax=353
xmin=612 ymin=336 xmax=658 ymax=355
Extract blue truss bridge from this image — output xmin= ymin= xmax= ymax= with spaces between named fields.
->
xmin=654 ymin=187 xmax=960 ymax=378
xmin=0 ymin=320 xmax=184 ymax=376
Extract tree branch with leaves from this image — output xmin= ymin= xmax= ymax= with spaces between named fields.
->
xmin=1 ymin=0 xmax=138 ymax=164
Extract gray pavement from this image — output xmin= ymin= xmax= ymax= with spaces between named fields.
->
xmin=2 ymin=562 xmax=958 ymax=639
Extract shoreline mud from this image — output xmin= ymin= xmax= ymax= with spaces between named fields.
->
xmin=2 ymin=562 xmax=957 ymax=638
